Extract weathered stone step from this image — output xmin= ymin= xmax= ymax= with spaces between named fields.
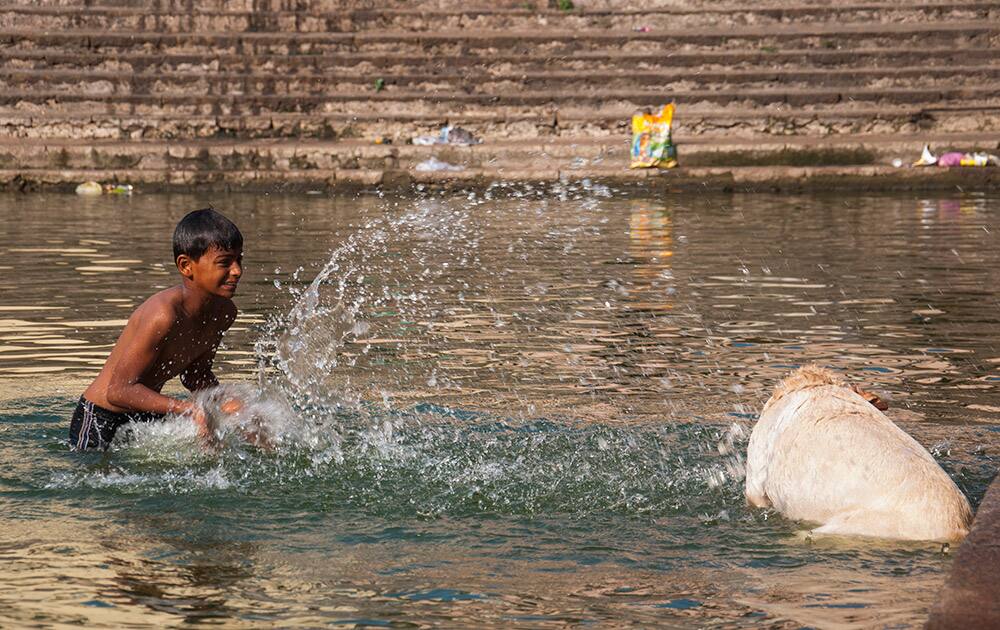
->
xmin=1 ymin=21 xmax=996 ymax=56
xmin=3 ymin=163 xmax=998 ymax=194
xmin=5 ymin=105 xmax=998 ymax=140
xmin=2 ymin=0 xmax=974 ymax=9
xmin=1 ymin=2 xmax=996 ymax=33
xmin=4 ymin=65 xmax=997 ymax=96
xmin=3 ymin=47 xmax=997 ymax=74
xmin=3 ymin=133 xmax=996 ymax=173
xmin=3 ymin=84 xmax=999 ymax=112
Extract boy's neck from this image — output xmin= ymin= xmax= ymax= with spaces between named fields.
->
xmin=179 ymin=281 xmax=221 ymax=318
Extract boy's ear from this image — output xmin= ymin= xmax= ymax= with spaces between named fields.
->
xmin=176 ymin=254 xmax=195 ymax=279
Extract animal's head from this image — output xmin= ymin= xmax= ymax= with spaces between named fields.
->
xmin=849 ymin=384 xmax=889 ymax=411
xmin=768 ymin=365 xmax=888 ymax=411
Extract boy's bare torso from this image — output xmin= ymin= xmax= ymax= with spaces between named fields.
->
xmin=84 ymin=285 xmax=236 ymax=412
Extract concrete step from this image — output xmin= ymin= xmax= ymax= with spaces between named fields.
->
xmin=3 ymin=163 xmax=998 ymax=194
xmin=4 ymin=0 xmax=980 ymax=9
xmin=1 ymin=1 xmax=994 ymax=192
xmin=0 ymin=63 xmax=1000 ymax=90
xmin=3 ymin=65 xmax=998 ymax=95
xmin=3 ymin=84 xmax=1000 ymax=112
xmin=2 ymin=133 xmax=996 ymax=173
xmin=1 ymin=21 xmax=997 ymax=56
xmin=1 ymin=3 xmax=996 ymax=33
xmin=3 ymin=106 xmax=998 ymax=141
xmin=1 ymin=103 xmax=996 ymax=152
xmin=3 ymin=47 xmax=997 ymax=75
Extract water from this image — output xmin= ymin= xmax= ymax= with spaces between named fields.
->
xmin=1 ymin=189 xmax=998 ymax=627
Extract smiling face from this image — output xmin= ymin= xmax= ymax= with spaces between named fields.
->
xmin=177 ymin=245 xmax=244 ymax=298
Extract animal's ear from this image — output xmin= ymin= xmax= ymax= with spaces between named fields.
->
xmin=850 ymin=384 xmax=889 ymax=411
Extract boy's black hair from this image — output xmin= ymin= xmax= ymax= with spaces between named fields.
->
xmin=172 ymin=208 xmax=243 ymax=261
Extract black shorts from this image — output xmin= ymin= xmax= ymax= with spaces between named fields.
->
xmin=68 ymin=397 xmax=164 ymax=451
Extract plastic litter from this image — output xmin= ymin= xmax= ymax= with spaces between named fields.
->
xmin=75 ymin=181 xmax=102 ymax=196
xmin=412 ymin=125 xmax=481 ymax=146
xmin=103 ymin=183 xmax=134 ymax=195
xmin=415 ymin=157 xmax=464 ymax=172
xmin=913 ymin=144 xmax=999 ymax=167
xmin=75 ymin=181 xmax=134 ymax=195
xmin=630 ymin=104 xmax=678 ymax=169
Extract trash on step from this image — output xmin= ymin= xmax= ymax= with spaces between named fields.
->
xmin=76 ymin=181 xmax=135 ymax=195
xmin=415 ymin=157 xmax=464 ymax=172
xmin=913 ymin=144 xmax=1000 ymax=167
xmin=103 ymin=183 xmax=134 ymax=195
xmin=373 ymin=136 xmax=392 ymax=145
xmin=75 ymin=181 xmax=102 ymax=196
xmin=892 ymin=158 xmax=904 ymax=168
xmin=633 ymin=25 xmax=652 ymax=32
xmin=630 ymin=104 xmax=678 ymax=169
xmin=374 ymin=78 xmax=385 ymax=92
xmin=412 ymin=125 xmax=481 ymax=146
xmin=445 ymin=126 xmax=480 ymax=145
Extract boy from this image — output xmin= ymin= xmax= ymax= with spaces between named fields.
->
xmin=69 ymin=208 xmax=244 ymax=450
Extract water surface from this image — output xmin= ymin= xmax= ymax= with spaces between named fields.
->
xmin=1 ymin=189 xmax=998 ymax=628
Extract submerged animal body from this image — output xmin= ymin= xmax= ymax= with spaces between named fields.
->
xmin=745 ymin=366 xmax=972 ymax=541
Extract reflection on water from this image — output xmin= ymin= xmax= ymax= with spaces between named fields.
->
xmin=1 ymin=190 xmax=999 ymax=628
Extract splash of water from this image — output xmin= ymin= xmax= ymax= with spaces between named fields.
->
xmin=257 ymin=200 xmax=485 ymax=413
xmin=47 ymin=187 xmax=755 ymax=518
xmin=47 ymin=406 xmax=753 ymax=520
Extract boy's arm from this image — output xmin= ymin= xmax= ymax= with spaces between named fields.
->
xmin=105 ymin=308 xmax=198 ymax=417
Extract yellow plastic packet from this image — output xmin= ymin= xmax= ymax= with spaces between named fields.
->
xmin=630 ymin=104 xmax=678 ymax=169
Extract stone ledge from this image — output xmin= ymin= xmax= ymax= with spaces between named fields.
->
xmin=0 ymin=165 xmax=996 ymax=194
xmin=926 ymin=475 xmax=1000 ymax=630
xmin=1 ymin=20 xmax=996 ymax=48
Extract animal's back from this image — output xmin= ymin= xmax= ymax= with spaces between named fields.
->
xmin=746 ymin=384 xmax=972 ymax=541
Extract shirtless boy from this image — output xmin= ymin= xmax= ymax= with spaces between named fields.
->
xmin=69 ymin=208 xmax=244 ymax=450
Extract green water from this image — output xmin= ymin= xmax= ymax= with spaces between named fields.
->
xmin=0 ymin=189 xmax=997 ymax=627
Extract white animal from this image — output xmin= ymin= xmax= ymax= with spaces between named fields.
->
xmin=745 ymin=365 xmax=972 ymax=541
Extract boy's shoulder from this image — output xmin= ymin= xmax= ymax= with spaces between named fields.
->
xmin=132 ymin=286 xmax=237 ymax=328
xmin=129 ymin=286 xmax=185 ymax=328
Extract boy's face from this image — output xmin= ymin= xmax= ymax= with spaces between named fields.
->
xmin=177 ymin=246 xmax=244 ymax=298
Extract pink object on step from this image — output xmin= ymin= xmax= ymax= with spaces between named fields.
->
xmin=937 ymin=152 xmax=965 ymax=167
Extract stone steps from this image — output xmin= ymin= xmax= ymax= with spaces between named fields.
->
xmin=0 ymin=0 xmax=995 ymax=190
xmin=2 ymin=133 xmax=996 ymax=172
xmin=4 ymin=65 xmax=998 ymax=93
xmin=4 ymin=85 xmax=1000 ymax=112
xmin=3 ymin=47 xmax=996 ymax=74
xmin=2 ymin=2 xmax=997 ymax=32
xmin=4 ymin=164 xmax=998 ymax=193
xmin=2 ymin=0 xmax=983 ymax=8
xmin=2 ymin=21 xmax=997 ymax=56
xmin=0 ymin=65 xmax=1000 ymax=106
xmin=4 ymin=106 xmax=999 ymax=141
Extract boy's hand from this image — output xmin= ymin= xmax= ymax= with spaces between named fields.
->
xmin=220 ymin=398 xmax=244 ymax=415
xmin=186 ymin=404 xmax=212 ymax=441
